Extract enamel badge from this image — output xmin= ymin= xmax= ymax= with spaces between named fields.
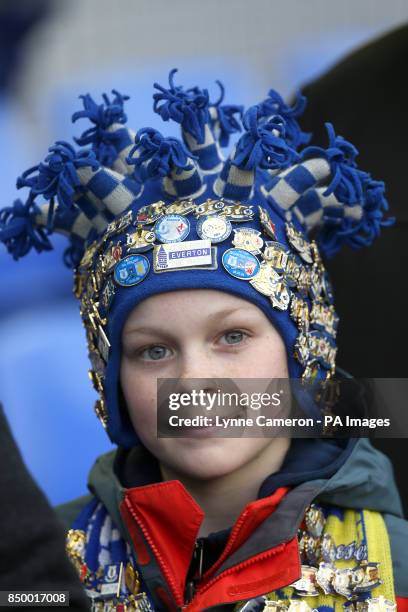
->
xmin=196 ymin=215 xmax=232 ymax=243
xmin=114 ymin=254 xmax=150 ymax=287
xmin=153 ymin=240 xmax=214 ymax=272
xmin=270 ymin=280 xmax=291 ymax=311
xmin=249 ymin=261 xmax=281 ymax=296
xmin=232 ymin=228 xmax=264 ymax=254
xmin=222 ymin=248 xmax=260 ymax=279
xmin=155 ymin=214 xmax=190 ymax=243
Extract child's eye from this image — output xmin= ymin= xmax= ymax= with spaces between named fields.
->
xmin=221 ymin=330 xmax=247 ymax=345
xmin=140 ymin=345 xmax=171 ymax=361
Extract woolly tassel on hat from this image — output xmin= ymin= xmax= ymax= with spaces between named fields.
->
xmin=126 ymin=127 xmax=204 ymax=198
xmin=258 ymin=89 xmax=311 ymax=149
xmin=72 ymin=90 xmax=136 ymax=177
xmin=262 ymin=123 xmax=394 ymax=256
xmin=0 ymin=195 xmax=96 ymax=268
xmin=153 ymin=69 xmax=225 ymax=173
xmin=213 ymin=104 xmax=300 ymax=201
xmin=17 ymin=141 xmax=143 ymax=227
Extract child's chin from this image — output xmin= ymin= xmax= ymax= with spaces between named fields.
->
xmin=159 ymin=437 xmax=267 ymax=480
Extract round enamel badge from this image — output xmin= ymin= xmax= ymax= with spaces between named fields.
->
xmin=196 ymin=215 xmax=232 ymax=243
xmin=222 ymin=248 xmax=260 ymax=280
xmin=155 ymin=214 xmax=190 ymax=243
xmin=114 ymin=255 xmax=150 ymax=287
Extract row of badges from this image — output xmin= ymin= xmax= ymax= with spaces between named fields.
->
xmin=258 ymin=596 xmax=396 ymax=611
xmin=76 ymin=199 xmax=338 ymax=390
xmin=290 ymin=561 xmax=381 ymax=599
xmin=134 ymin=198 xmax=255 ymax=225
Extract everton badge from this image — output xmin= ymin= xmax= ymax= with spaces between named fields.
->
xmin=196 ymin=215 xmax=232 ymax=243
xmin=155 ymin=214 xmax=190 ymax=243
xmin=222 ymin=248 xmax=260 ymax=280
xmin=232 ymin=228 xmax=264 ymax=254
xmin=114 ymin=254 xmax=150 ymax=287
xmin=153 ymin=240 xmax=215 ymax=272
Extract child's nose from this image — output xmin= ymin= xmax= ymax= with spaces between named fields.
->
xmin=177 ymin=347 xmax=218 ymax=381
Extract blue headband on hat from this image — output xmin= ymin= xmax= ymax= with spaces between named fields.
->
xmin=0 ymin=69 xmax=393 ymax=447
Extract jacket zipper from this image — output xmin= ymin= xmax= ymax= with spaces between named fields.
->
xmin=184 ymin=539 xmax=204 ymax=604
xmin=180 ymin=540 xmax=292 ymax=611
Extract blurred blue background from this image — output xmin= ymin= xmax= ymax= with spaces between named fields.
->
xmin=1 ymin=0 xmax=408 ymax=505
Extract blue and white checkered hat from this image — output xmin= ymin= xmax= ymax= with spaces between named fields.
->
xmin=0 ymin=69 xmax=392 ymax=447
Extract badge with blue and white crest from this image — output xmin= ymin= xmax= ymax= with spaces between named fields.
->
xmin=155 ymin=213 xmax=190 ymax=243
xmin=222 ymin=248 xmax=260 ymax=280
xmin=114 ymin=254 xmax=150 ymax=287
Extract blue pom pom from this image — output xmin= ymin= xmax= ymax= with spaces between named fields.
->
xmin=72 ymin=90 xmax=130 ymax=166
xmin=302 ymin=123 xmax=362 ymax=205
xmin=233 ymin=105 xmax=299 ymax=171
xmin=17 ymin=141 xmax=99 ymax=210
xmin=127 ymin=127 xmax=196 ymax=181
xmin=259 ymin=89 xmax=311 ymax=148
xmin=153 ymin=68 xmax=210 ymax=144
xmin=0 ymin=197 xmax=52 ymax=260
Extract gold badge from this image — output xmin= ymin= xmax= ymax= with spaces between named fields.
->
xmin=262 ymin=242 xmax=288 ymax=272
xmin=219 ymin=203 xmax=254 ymax=222
xmin=285 ymin=222 xmax=313 ymax=264
xmin=125 ymin=562 xmax=141 ymax=596
xmin=102 ymin=243 xmax=123 ymax=272
xmin=105 ymin=210 xmax=133 ymax=239
xmin=127 ymin=226 xmax=156 ymax=252
xmin=290 ymin=296 xmax=309 ymax=331
xmin=194 ymin=198 xmax=226 ymax=217
xmin=250 ymin=261 xmax=281 ymax=296
xmin=79 ymin=240 xmax=99 ymax=270
xmin=165 ymin=198 xmax=196 ymax=215
xmin=232 ymin=228 xmax=264 ymax=254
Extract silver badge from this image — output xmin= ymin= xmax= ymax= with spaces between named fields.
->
xmin=196 ymin=215 xmax=232 ymax=243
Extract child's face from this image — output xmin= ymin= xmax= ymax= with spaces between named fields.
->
xmin=120 ymin=289 xmax=289 ymax=480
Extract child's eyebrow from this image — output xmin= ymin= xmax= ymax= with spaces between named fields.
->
xmin=124 ymin=307 xmax=255 ymax=337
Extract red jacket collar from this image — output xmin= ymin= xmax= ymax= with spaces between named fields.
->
xmin=120 ymin=479 xmax=301 ymax=610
